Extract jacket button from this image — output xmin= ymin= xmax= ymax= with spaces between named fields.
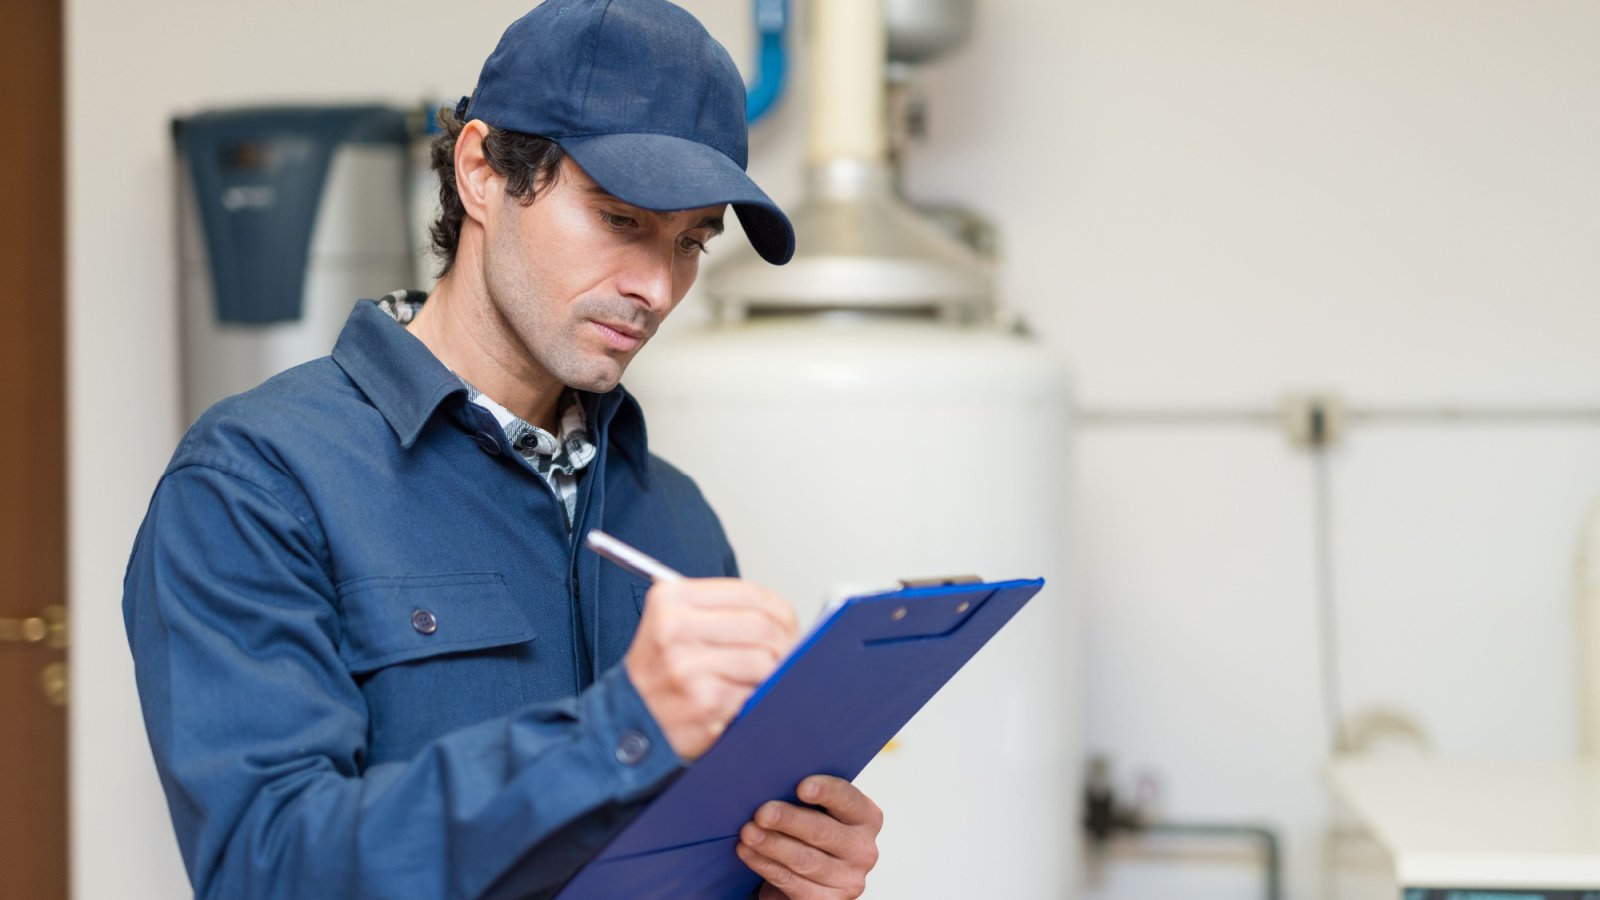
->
xmin=615 ymin=730 xmax=650 ymax=766
xmin=411 ymin=609 xmax=438 ymax=635
xmin=474 ymin=432 xmax=500 ymax=455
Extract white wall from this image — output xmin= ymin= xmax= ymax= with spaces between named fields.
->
xmin=902 ymin=2 xmax=1600 ymax=897
xmin=69 ymin=2 xmax=1600 ymax=899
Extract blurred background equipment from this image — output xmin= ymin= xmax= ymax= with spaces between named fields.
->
xmin=628 ymin=0 xmax=1079 ymax=896
xmin=173 ymin=105 xmax=413 ymax=424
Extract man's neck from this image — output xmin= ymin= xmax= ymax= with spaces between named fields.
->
xmin=405 ymin=272 xmax=564 ymax=433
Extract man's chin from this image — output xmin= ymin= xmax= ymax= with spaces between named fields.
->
xmin=561 ymin=360 xmax=628 ymax=394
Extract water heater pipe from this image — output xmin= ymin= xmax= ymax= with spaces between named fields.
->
xmin=745 ymin=0 xmax=788 ymax=124
xmin=1578 ymin=501 xmax=1600 ymax=756
xmin=807 ymin=0 xmax=888 ymax=165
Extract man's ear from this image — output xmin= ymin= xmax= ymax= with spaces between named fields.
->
xmin=454 ymin=119 xmax=499 ymax=228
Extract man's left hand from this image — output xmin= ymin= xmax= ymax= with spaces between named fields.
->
xmin=737 ymin=775 xmax=882 ymax=900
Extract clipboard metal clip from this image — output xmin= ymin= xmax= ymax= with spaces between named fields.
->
xmin=896 ymin=575 xmax=982 ymax=589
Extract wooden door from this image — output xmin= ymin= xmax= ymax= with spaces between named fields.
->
xmin=0 ymin=0 xmax=69 ymax=896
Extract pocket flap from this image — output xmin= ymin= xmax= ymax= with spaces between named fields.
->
xmin=336 ymin=572 xmax=533 ymax=673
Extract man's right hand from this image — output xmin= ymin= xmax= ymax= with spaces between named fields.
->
xmin=623 ymin=578 xmax=799 ymax=760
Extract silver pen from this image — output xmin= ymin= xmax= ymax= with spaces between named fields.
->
xmin=584 ymin=529 xmax=684 ymax=582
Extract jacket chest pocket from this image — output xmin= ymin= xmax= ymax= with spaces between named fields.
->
xmin=336 ymin=572 xmax=535 ymax=764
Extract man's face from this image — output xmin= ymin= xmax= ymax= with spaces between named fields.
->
xmin=481 ymin=157 xmax=725 ymax=393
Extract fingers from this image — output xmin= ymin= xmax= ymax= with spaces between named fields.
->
xmin=748 ymin=794 xmax=880 ymax=866
xmin=797 ymin=776 xmax=884 ymax=831
xmin=742 ymin=806 xmax=856 ymax=873
xmin=624 ymin=577 xmax=800 ymax=759
xmin=650 ymin=578 xmax=800 ymax=638
xmin=738 ymin=841 xmax=862 ymax=900
xmin=630 ymin=647 xmax=771 ymax=751
xmin=655 ymin=605 xmax=796 ymax=662
xmin=736 ymin=785 xmax=882 ymax=900
xmin=674 ymin=645 xmax=789 ymax=688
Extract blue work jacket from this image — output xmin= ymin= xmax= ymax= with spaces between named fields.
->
xmin=123 ymin=300 xmax=739 ymax=899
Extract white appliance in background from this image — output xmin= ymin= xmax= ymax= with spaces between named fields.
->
xmin=1323 ymin=502 xmax=1600 ymax=898
xmin=1332 ymin=757 xmax=1600 ymax=896
xmin=626 ymin=0 xmax=1079 ymax=895
xmin=175 ymin=106 xmax=414 ymax=425
xmin=627 ymin=319 xmax=1075 ymax=896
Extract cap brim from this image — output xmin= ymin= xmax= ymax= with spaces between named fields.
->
xmin=559 ymin=132 xmax=794 ymax=265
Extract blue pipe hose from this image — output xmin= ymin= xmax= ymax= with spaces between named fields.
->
xmin=746 ymin=0 xmax=788 ymax=124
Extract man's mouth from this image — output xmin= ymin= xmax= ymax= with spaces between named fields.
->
xmin=591 ymin=320 xmax=646 ymax=352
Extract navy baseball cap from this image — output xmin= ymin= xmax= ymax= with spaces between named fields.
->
xmin=461 ymin=0 xmax=794 ymax=265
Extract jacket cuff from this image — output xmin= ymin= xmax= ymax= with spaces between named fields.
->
xmin=583 ymin=663 xmax=683 ymax=803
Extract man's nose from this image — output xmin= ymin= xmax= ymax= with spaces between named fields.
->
xmin=617 ymin=244 xmax=677 ymax=314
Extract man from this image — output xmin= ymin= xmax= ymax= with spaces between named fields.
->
xmin=123 ymin=2 xmax=881 ymax=898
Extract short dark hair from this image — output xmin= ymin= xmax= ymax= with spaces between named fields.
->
xmin=427 ymin=104 xmax=567 ymax=277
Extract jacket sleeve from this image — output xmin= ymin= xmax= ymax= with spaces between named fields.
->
xmin=123 ymin=462 xmax=682 ymax=900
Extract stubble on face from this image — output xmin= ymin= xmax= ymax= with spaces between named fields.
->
xmin=475 ymin=159 xmax=722 ymax=404
xmin=480 ymin=176 xmax=659 ymax=395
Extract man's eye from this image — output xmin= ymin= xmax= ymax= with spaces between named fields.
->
xmin=600 ymin=211 xmax=638 ymax=229
xmin=678 ymin=235 xmax=710 ymax=256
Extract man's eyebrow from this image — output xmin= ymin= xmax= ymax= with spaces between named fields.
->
xmin=581 ymin=183 xmax=724 ymax=232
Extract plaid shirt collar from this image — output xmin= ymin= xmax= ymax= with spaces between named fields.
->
xmin=459 ymin=382 xmax=597 ymax=479
xmin=375 ymin=290 xmax=598 ymax=479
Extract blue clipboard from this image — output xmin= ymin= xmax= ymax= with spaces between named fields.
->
xmin=552 ymin=576 xmax=1046 ymax=900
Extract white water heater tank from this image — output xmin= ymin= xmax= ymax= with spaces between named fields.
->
xmin=626 ymin=312 xmax=1078 ymax=897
